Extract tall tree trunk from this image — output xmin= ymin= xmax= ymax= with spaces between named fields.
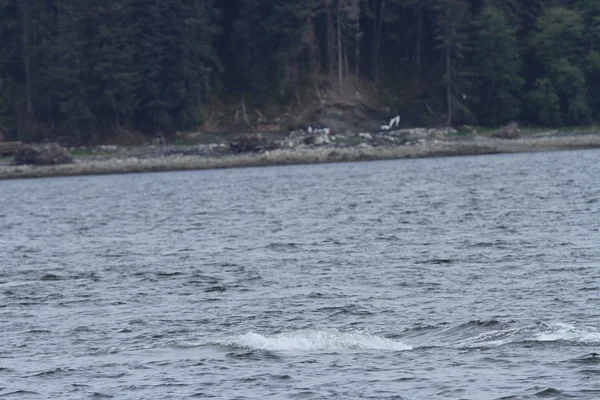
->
xmin=404 ymin=6 xmax=409 ymax=61
xmin=326 ymin=0 xmax=336 ymax=84
xmin=344 ymin=48 xmax=349 ymax=79
xmin=337 ymin=1 xmax=343 ymax=90
xmin=445 ymin=8 xmax=452 ymax=127
xmin=377 ymin=0 xmax=385 ymax=63
xmin=415 ymin=4 xmax=422 ymax=86
xmin=446 ymin=43 xmax=452 ymax=126
xmin=371 ymin=0 xmax=377 ymax=80
xmin=372 ymin=0 xmax=385 ymax=82
xmin=307 ymin=14 xmax=319 ymax=78
xmin=20 ymin=0 xmax=33 ymax=117
xmin=241 ymin=91 xmax=250 ymax=126
xmin=349 ymin=0 xmax=361 ymax=78
xmin=355 ymin=32 xmax=360 ymax=78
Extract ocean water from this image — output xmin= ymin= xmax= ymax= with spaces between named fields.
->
xmin=1 ymin=149 xmax=600 ymax=399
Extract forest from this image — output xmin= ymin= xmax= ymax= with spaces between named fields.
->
xmin=1 ymin=0 xmax=599 ymax=143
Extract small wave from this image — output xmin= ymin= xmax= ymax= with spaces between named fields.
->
xmin=91 ymin=393 xmax=114 ymax=398
xmin=535 ymin=323 xmax=600 ymax=343
xmin=204 ymin=286 xmax=227 ymax=293
xmin=24 ymin=329 xmax=52 ymax=335
xmin=155 ymin=271 xmax=184 ymax=278
xmin=399 ymin=319 xmax=509 ymax=346
xmin=568 ymin=353 xmax=600 ymax=364
xmin=0 ymin=391 xmax=39 ymax=397
xmin=457 ymin=322 xmax=600 ymax=348
xmin=531 ymin=387 xmax=570 ymax=398
xmin=265 ymin=242 xmax=299 ymax=250
xmin=213 ymin=330 xmax=412 ymax=352
xmin=40 ymin=273 xmax=63 ymax=281
xmin=30 ymin=367 xmax=74 ymax=377
xmin=416 ymin=258 xmax=455 ymax=265
xmin=458 ymin=319 xmax=502 ymax=328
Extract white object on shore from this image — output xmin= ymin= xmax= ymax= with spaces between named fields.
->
xmin=381 ymin=115 xmax=400 ymax=131
xmin=307 ymin=126 xmax=330 ymax=135
xmin=313 ymin=127 xmax=330 ymax=135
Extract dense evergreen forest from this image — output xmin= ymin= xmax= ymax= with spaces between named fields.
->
xmin=1 ymin=0 xmax=599 ymax=143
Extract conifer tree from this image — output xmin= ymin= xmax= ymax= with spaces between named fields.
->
xmin=472 ymin=6 xmax=523 ymax=125
xmin=82 ymin=0 xmax=140 ymax=132
xmin=0 ymin=0 xmax=19 ymax=129
xmin=527 ymin=7 xmax=589 ymax=124
xmin=132 ymin=0 xmax=220 ymax=133
xmin=51 ymin=0 xmax=96 ymax=141
xmin=0 ymin=0 xmax=599 ymax=139
xmin=434 ymin=0 xmax=470 ymax=125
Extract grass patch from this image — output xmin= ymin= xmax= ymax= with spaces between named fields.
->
xmin=450 ymin=125 xmax=600 ymax=138
xmin=69 ymin=148 xmax=99 ymax=157
xmin=519 ymin=125 xmax=600 ymax=136
xmin=337 ymin=135 xmax=366 ymax=146
xmin=456 ymin=127 xmax=494 ymax=137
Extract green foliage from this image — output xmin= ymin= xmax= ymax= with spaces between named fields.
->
xmin=232 ymin=0 xmax=321 ymax=103
xmin=2 ymin=0 xmax=600 ymax=140
xmin=550 ymin=58 xmax=590 ymax=123
xmin=0 ymin=91 xmax=13 ymax=127
xmin=526 ymin=78 xmax=561 ymax=126
xmin=434 ymin=0 xmax=471 ymax=125
xmin=526 ymin=8 xmax=591 ymax=125
xmin=574 ymin=0 xmax=600 ymax=49
xmin=231 ymin=0 xmax=282 ymax=103
xmin=0 ymin=0 xmax=221 ymax=141
xmin=529 ymin=7 xmax=585 ymax=68
xmin=131 ymin=0 xmax=221 ymax=133
xmin=472 ymin=6 xmax=523 ymax=125
xmin=585 ymin=51 xmax=600 ymax=118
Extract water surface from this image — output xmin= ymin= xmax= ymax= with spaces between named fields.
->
xmin=1 ymin=150 xmax=600 ymax=399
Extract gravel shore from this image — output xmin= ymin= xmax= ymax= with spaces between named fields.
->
xmin=2 ymin=132 xmax=600 ymax=180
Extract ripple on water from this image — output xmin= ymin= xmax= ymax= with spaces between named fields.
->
xmin=0 ymin=391 xmax=39 ymax=397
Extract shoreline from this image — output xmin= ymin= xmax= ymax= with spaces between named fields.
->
xmin=2 ymin=133 xmax=600 ymax=180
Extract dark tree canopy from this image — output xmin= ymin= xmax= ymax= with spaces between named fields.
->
xmin=0 ymin=0 xmax=598 ymax=143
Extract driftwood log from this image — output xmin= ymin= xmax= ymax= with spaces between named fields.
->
xmin=13 ymin=143 xmax=73 ymax=165
xmin=493 ymin=122 xmax=521 ymax=139
xmin=230 ymin=134 xmax=278 ymax=154
xmin=0 ymin=142 xmax=23 ymax=156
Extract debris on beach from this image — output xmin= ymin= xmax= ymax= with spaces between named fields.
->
xmin=13 ymin=143 xmax=73 ymax=166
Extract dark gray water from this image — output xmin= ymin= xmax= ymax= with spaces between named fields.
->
xmin=1 ymin=149 xmax=600 ymax=399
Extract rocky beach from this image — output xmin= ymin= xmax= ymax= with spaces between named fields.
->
xmin=2 ymin=126 xmax=600 ymax=180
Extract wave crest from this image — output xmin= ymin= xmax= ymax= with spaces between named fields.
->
xmin=457 ymin=322 xmax=600 ymax=348
xmin=215 ymin=330 xmax=412 ymax=352
xmin=535 ymin=323 xmax=600 ymax=343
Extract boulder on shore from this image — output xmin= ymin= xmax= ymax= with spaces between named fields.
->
xmin=493 ymin=122 xmax=521 ymax=139
xmin=13 ymin=143 xmax=73 ymax=165
xmin=230 ymin=134 xmax=278 ymax=154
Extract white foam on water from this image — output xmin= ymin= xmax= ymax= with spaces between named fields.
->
xmin=215 ymin=329 xmax=412 ymax=352
xmin=456 ymin=330 xmax=516 ymax=348
xmin=535 ymin=323 xmax=600 ymax=343
xmin=456 ymin=322 xmax=600 ymax=348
